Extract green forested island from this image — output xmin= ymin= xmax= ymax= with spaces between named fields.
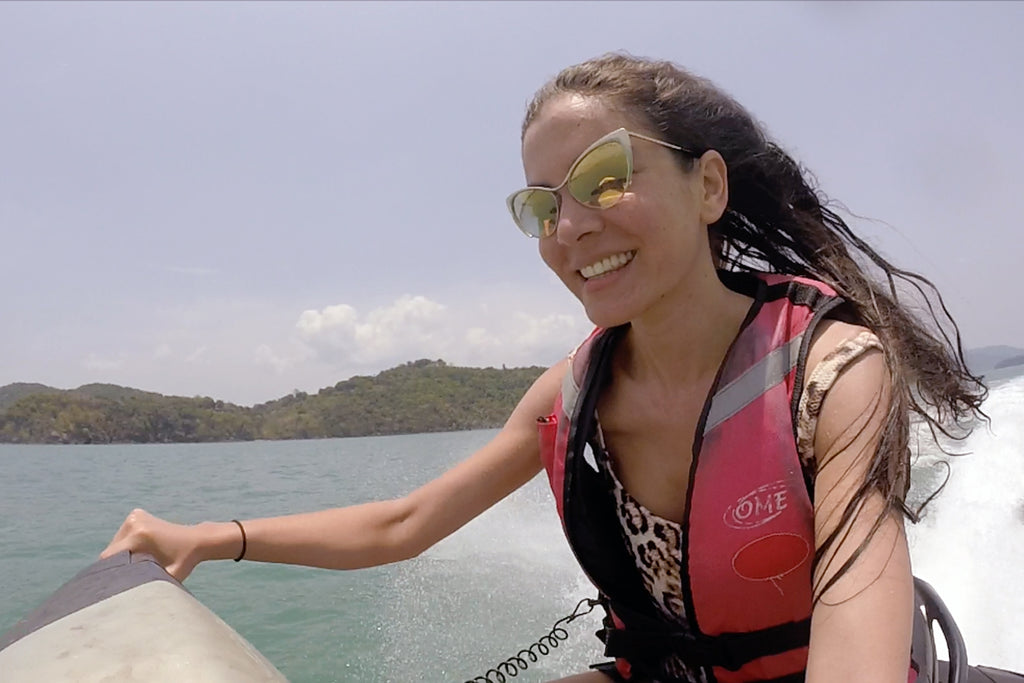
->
xmin=5 ymin=344 xmax=1020 ymax=446
xmin=0 ymin=360 xmax=546 ymax=445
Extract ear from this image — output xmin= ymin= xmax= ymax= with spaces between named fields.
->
xmin=697 ymin=150 xmax=729 ymax=225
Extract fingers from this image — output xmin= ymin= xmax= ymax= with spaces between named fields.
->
xmin=99 ymin=508 xmax=150 ymax=559
xmin=99 ymin=508 xmax=172 ymax=567
xmin=99 ymin=509 xmax=202 ymax=582
xmin=98 ymin=541 xmax=123 ymax=560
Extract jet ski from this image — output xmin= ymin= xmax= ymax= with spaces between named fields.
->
xmin=0 ymin=552 xmax=285 ymax=682
xmin=0 ymin=553 xmax=1021 ymax=681
xmin=913 ymin=577 xmax=1021 ymax=682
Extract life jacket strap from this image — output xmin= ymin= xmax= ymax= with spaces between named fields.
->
xmin=598 ymin=617 xmax=811 ymax=672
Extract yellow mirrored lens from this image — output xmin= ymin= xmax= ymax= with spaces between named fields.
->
xmin=568 ymin=140 xmax=629 ymax=209
xmin=514 ymin=189 xmax=558 ymax=237
xmin=595 ymin=182 xmax=625 ymax=209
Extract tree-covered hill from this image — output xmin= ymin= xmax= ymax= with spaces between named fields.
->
xmin=965 ymin=345 xmax=1024 ymax=374
xmin=0 ymin=360 xmax=546 ymax=445
xmin=994 ymin=354 xmax=1024 ymax=371
xmin=0 ymin=383 xmax=61 ymax=412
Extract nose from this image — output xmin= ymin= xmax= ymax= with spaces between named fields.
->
xmin=553 ymin=193 xmax=603 ymax=245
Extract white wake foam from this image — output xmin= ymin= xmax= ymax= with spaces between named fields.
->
xmin=909 ymin=374 xmax=1024 ymax=672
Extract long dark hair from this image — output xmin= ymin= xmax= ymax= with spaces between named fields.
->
xmin=523 ymin=53 xmax=988 ymax=601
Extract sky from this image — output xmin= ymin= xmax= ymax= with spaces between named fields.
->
xmin=2 ymin=1 xmax=1022 ymax=406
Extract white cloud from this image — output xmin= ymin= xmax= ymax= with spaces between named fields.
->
xmin=450 ymin=311 xmax=592 ymax=368
xmin=254 ymin=341 xmax=315 ymax=375
xmin=51 ymin=289 xmax=591 ymax=405
xmin=254 ymin=344 xmax=289 ymax=374
xmin=296 ymin=295 xmax=451 ymax=364
xmin=464 ymin=326 xmax=498 ymax=351
xmin=512 ymin=311 xmax=591 ymax=352
xmin=289 ymin=293 xmax=591 ymax=372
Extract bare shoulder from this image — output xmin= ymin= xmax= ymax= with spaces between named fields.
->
xmin=455 ymin=357 xmax=568 ymax=470
xmin=453 ymin=356 xmax=569 ymax=476
xmin=505 ymin=357 xmax=568 ymax=429
xmin=400 ymin=358 xmax=570 ymax=553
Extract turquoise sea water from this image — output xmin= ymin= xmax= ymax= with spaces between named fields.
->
xmin=2 ymin=368 xmax=1023 ymax=681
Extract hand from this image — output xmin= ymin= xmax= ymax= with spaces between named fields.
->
xmin=100 ymin=509 xmax=205 ymax=582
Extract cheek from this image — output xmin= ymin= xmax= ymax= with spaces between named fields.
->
xmin=644 ymin=190 xmax=701 ymax=238
xmin=538 ymin=239 xmax=559 ymax=272
xmin=538 ymin=240 xmax=582 ymax=290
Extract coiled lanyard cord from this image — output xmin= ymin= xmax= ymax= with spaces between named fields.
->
xmin=464 ymin=597 xmax=602 ymax=683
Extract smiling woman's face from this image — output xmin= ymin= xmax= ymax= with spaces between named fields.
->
xmin=522 ymin=94 xmax=723 ymax=329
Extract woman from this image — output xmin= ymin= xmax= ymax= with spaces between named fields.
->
xmin=102 ymin=54 xmax=986 ymax=682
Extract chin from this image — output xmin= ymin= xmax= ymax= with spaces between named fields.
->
xmin=581 ymin=302 xmax=632 ymax=330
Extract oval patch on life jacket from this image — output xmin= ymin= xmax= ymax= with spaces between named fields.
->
xmin=731 ymin=532 xmax=810 ymax=595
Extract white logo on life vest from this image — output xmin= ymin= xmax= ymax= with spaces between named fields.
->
xmin=724 ymin=480 xmax=789 ymax=529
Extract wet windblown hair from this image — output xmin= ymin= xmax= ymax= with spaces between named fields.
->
xmin=523 ymin=53 xmax=988 ymax=601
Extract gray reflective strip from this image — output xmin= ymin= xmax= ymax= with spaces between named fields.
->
xmin=561 ymin=359 xmax=580 ymax=417
xmin=703 ymin=332 xmax=805 ymax=435
xmin=561 ymin=348 xmax=585 ymax=417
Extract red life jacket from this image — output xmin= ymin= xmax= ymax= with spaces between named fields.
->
xmin=538 ymin=272 xmax=844 ymax=682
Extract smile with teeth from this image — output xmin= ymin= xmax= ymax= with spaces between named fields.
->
xmin=579 ymin=251 xmax=636 ymax=280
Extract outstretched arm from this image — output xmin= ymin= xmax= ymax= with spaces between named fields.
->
xmin=804 ymin=326 xmax=914 ymax=683
xmin=101 ymin=359 xmax=567 ymax=582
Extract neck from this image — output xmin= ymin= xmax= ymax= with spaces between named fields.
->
xmin=619 ymin=267 xmax=754 ymax=389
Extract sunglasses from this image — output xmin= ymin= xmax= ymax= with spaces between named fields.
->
xmin=506 ymin=128 xmax=694 ymax=238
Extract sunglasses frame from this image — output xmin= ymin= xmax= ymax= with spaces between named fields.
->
xmin=506 ymin=127 xmax=691 ymax=238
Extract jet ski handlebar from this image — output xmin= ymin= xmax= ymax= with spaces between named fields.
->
xmin=913 ymin=576 xmax=969 ymax=683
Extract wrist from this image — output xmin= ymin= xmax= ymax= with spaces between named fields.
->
xmin=195 ymin=520 xmax=248 ymax=562
xmin=231 ymin=520 xmax=247 ymax=562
